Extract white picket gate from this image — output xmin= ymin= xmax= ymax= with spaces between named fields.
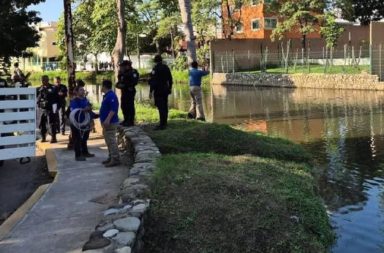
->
xmin=0 ymin=88 xmax=36 ymax=160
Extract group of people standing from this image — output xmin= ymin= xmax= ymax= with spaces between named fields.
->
xmin=36 ymin=54 xmax=209 ymax=167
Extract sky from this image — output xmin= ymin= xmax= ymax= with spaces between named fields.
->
xmin=27 ymin=0 xmax=63 ymax=22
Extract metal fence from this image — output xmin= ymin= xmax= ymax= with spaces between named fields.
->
xmin=0 ymin=88 xmax=36 ymax=160
xmin=211 ymin=45 xmax=374 ymax=75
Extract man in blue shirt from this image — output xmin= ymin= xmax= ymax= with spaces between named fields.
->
xmin=100 ymin=80 xmax=120 ymax=167
xmin=188 ymin=61 xmax=209 ymax=121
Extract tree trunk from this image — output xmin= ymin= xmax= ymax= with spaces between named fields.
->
xmin=302 ymin=34 xmax=307 ymax=50
xmin=63 ymin=0 xmax=76 ymax=92
xmin=178 ymin=0 xmax=197 ymax=63
xmin=112 ymin=0 xmax=126 ymax=82
xmin=94 ymin=53 xmax=99 ymax=74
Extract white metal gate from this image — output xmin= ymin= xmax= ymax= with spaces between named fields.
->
xmin=0 ymin=88 xmax=36 ymax=160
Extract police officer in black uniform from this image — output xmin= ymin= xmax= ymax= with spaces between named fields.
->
xmin=149 ymin=55 xmax=173 ymax=130
xmin=116 ymin=60 xmax=139 ymax=127
xmin=37 ymin=75 xmax=59 ymax=143
xmin=54 ymin=76 xmax=68 ymax=135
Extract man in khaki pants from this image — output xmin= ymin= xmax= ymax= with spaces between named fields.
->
xmin=188 ymin=61 xmax=209 ymax=121
xmin=100 ymin=80 xmax=120 ymax=167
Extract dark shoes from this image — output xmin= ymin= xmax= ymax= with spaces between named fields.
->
xmin=154 ymin=125 xmax=166 ymax=131
xmin=187 ymin=112 xmax=195 ymax=119
xmin=75 ymin=156 xmax=86 ymax=161
xmin=120 ymin=121 xmax=134 ymax=127
xmin=102 ymin=158 xmax=111 ymax=165
xmin=196 ymin=117 xmax=206 ymax=122
xmin=50 ymin=138 xmax=58 ymax=144
xmin=83 ymin=153 xmax=95 ymax=158
xmin=104 ymin=159 xmax=121 ymax=167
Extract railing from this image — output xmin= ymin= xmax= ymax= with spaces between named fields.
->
xmin=0 ymin=88 xmax=36 ymax=160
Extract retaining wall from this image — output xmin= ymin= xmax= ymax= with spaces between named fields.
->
xmin=83 ymin=126 xmax=160 ymax=253
xmin=212 ymin=73 xmax=384 ymax=90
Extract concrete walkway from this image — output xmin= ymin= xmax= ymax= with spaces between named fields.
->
xmin=0 ymin=135 xmax=128 ymax=253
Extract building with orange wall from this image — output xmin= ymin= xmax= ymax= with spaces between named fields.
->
xmin=222 ymin=0 xmax=321 ymax=40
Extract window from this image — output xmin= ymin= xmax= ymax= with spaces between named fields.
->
xmin=264 ymin=18 xmax=277 ymax=29
xmin=251 ymin=19 xmax=260 ymax=31
xmin=251 ymin=0 xmax=261 ymax=5
xmin=235 ymin=23 xmax=244 ymax=33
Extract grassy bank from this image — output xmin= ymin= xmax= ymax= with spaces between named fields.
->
xmin=245 ymin=64 xmax=370 ymax=75
xmin=140 ymin=120 xmax=334 ymax=253
xmin=29 ymin=69 xmax=210 ymax=86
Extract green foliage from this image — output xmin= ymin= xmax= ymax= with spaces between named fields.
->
xmin=320 ymin=12 xmax=345 ymax=48
xmin=192 ymin=0 xmax=220 ymax=43
xmin=171 ymin=55 xmax=188 ymax=71
xmin=0 ymin=0 xmax=43 ymax=75
xmin=145 ymin=120 xmax=312 ymax=163
xmin=335 ymin=0 xmax=384 ymax=25
xmin=270 ymin=0 xmax=325 ymax=48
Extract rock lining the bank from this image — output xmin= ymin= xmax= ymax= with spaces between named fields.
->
xmin=83 ymin=126 xmax=160 ymax=253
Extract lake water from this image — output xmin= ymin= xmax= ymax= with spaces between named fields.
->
xmin=85 ymin=82 xmax=384 ymax=252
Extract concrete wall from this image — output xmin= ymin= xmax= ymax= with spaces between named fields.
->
xmin=212 ymin=72 xmax=384 ymax=91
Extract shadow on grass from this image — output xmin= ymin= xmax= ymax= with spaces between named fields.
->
xmin=145 ymin=120 xmax=312 ymax=164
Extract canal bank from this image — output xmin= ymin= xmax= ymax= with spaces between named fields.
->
xmin=212 ymin=72 xmax=384 ymax=91
xmin=138 ymin=120 xmax=334 ymax=252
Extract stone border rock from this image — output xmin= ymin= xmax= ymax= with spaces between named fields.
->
xmin=212 ymin=72 xmax=384 ymax=91
xmin=83 ymin=126 xmax=160 ymax=253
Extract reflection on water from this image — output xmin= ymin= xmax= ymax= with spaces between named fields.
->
xmin=85 ymin=82 xmax=384 ymax=252
xmin=210 ymin=86 xmax=384 ymax=253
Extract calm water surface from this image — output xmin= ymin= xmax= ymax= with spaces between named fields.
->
xmin=84 ymin=82 xmax=384 ymax=252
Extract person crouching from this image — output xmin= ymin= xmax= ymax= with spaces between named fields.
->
xmin=69 ymin=86 xmax=94 ymax=161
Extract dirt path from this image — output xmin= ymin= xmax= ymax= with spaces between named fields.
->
xmin=0 ymin=150 xmax=52 ymax=225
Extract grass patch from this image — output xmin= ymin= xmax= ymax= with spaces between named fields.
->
xmin=245 ymin=64 xmax=370 ymax=75
xmin=135 ymin=103 xmax=187 ymax=124
xmin=144 ymin=153 xmax=334 ymax=253
xmin=144 ymin=120 xmax=311 ymax=163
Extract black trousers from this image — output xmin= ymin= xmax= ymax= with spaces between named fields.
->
xmin=39 ymin=110 xmax=59 ymax=139
xmin=154 ymin=96 xmax=168 ymax=127
xmin=121 ymin=91 xmax=136 ymax=125
xmin=70 ymin=125 xmax=90 ymax=158
xmin=59 ymin=101 xmax=67 ymax=133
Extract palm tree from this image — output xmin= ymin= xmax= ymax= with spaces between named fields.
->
xmin=178 ymin=0 xmax=197 ymax=63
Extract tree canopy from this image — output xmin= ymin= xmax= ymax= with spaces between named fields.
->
xmin=270 ymin=0 xmax=325 ymax=49
xmin=335 ymin=0 xmax=384 ymax=25
xmin=0 ymin=0 xmax=44 ymax=59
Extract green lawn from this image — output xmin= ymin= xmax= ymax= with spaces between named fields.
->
xmin=141 ymin=120 xmax=334 ymax=253
xmin=144 ymin=120 xmax=311 ymax=163
xmin=246 ymin=64 xmax=370 ymax=75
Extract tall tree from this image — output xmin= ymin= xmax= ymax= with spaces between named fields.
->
xmin=335 ymin=0 xmax=384 ymax=25
xmin=178 ymin=0 xmax=197 ymax=63
xmin=320 ymin=12 xmax=345 ymax=48
xmin=112 ymin=0 xmax=127 ymax=80
xmin=271 ymin=0 xmax=325 ymax=49
xmin=63 ymin=0 xmax=76 ymax=90
xmin=221 ymin=0 xmax=249 ymax=39
xmin=0 ymin=0 xmax=43 ymax=75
